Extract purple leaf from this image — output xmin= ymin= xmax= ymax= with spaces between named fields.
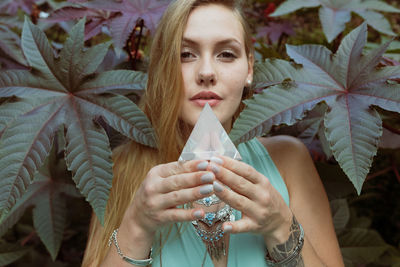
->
xmin=108 ymin=12 xmax=138 ymax=51
xmin=84 ymin=17 xmax=107 ymax=40
xmin=47 ymin=6 xmax=116 ymax=41
xmin=84 ymin=0 xmax=170 ymax=50
xmin=256 ymin=21 xmax=294 ymax=43
xmin=0 ymin=0 xmax=39 ymax=15
xmin=47 ymin=6 xmax=110 ymax=22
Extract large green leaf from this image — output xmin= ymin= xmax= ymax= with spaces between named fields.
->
xmin=0 ymin=70 xmax=64 ymax=97
xmin=230 ymin=59 xmax=335 ymax=144
xmin=64 ymin=111 xmax=113 ymax=225
xmin=32 ymin=179 xmax=67 ymax=260
xmin=355 ymin=0 xmax=400 ymax=13
xmin=31 ymin=154 xmax=78 ymax=260
xmin=0 ymin=177 xmax=47 ymax=236
xmin=77 ymin=69 xmax=148 ymax=95
xmin=269 ymin=0 xmax=320 ymax=16
xmin=271 ymin=0 xmax=399 ymax=42
xmin=365 ymin=37 xmax=400 ymax=62
xmin=319 ymin=6 xmax=351 ymax=43
xmin=354 ymin=10 xmax=396 ymax=36
xmin=79 ymin=94 xmax=157 ymax=147
xmin=339 ymin=228 xmax=391 ymax=264
xmin=324 ymin=97 xmax=382 ymax=193
xmin=285 ymin=44 xmax=342 ymax=88
xmin=0 ymin=18 xmax=155 ymax=223
xmin=21 ymin=17 xmax=66 ymax=91
xmin=230 ymin=81 xmax=333 ymax=144
xmin=0 ymin=243 xmax=30 ymax=266
xmin=57 ymin=18 xmax=112 ymax=92
xmin=252 ymin=59 xmax=304 ymax=90
xmin=0 ymin=98 xmax=35 ymax=138
xmin=274 ymin=103 xmax=328 ymax=146
xmin=0 ymin=25 xmax=27 ymax=68
xmin=330 ymin=199 xmax=350 ymax=234
xmin=0 ymin=99 xmax=65 ymax=215
xmin=232 ymin=23 xmax=400 ymax=193
xmin=0 ymin=147 xmax=79 ymax=260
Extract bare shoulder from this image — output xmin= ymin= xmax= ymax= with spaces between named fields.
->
xmin=257 ymin=135 xmax=316 ymax=191
xmin=257 ymin=135 xmax=310 ymax=166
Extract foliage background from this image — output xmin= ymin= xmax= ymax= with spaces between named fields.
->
xmin=0 ymin=0 xmax=399 ymax=266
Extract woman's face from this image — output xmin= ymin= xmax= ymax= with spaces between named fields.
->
xmin=179 ymin=4 xmax=253 ymax=131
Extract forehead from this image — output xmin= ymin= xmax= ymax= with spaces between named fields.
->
xmin=183 ymin=4 xmax=245 ymax=44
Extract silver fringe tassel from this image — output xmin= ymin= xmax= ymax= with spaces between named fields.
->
xmin=193 ymin=224 xmax=226 ymax=260
xmin=207 ymin=237 xmax=226 ymax=260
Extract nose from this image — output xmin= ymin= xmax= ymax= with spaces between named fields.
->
xmin=196 ymin=57 xmax=216 ymax=86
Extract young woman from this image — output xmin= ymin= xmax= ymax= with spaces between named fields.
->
xmin=82 ymin=0 xmax=344 ymax=266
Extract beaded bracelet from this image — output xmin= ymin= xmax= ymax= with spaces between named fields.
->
xmin=265 ymin=220 xmax=305 ymax=266
xmin=108 ymin=228 xmax=153 ymax=266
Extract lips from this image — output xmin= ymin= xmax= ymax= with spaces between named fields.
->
xmin=190 ymin=91 xmax=222 ymax=107
xmin=190 ymin=91 xmax=222 ymax=101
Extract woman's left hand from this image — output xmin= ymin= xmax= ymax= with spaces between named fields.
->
xmin=207 ymin=156 xmax=293 ymax=243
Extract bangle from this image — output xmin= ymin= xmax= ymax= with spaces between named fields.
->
xmin=108 ymin=228 xmax=153 ymax=266
xmin=265 ymin=218 xmax=305 ymax=266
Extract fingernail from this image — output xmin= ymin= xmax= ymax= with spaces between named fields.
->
xmin=210 ymin=163 xmax=220 ymax=174
xmin=213 ymin=181 xmax=224 ymax=192
xmin=223 ymin=224 xmax=232 ymax=233
xmin=194 ymin=210 xmax=203 ymax=219
xmin=211 ymin=156 xmax=223 ymax=165
xmin=201 ymin=172 xmax=214 ymax=183
xmin=197 ymin=161 xmax=208 ymax=170
xmin=200 ymin=184 xmax=213 ymax=195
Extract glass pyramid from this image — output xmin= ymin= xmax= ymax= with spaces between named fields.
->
xmin=179 ymin=103 xmax=241 ymax=161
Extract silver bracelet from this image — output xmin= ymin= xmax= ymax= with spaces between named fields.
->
xmin=265 ymin=220 xmax=305 ymax=266
xmin=108 ymin=228 xmax=153 ymax=266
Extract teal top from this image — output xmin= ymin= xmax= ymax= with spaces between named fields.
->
xmin=151 ymin=138 xmax=290 ymax=267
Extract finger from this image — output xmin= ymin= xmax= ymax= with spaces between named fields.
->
xmin=157 ymin=171 xmax=215 ymax=193
xmin=210 ymin=156 xmax=261 ymax=184
xmin=157 ymin=184 xmax=214 ymax=209
xmin=209 ymin=163 xmax=256 ymax=199
xmin=212 ymin=181 xmax=258 ymax=217
xmin=152 ymin=160 xmax=210 ymax=178
xmin=161 ymin=208 xmax=205 ymax=223
xmin=222 ymin=217 xmax=256 ymax=234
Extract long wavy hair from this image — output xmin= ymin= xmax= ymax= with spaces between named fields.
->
xmin=82 ymin=0 xmax=254 ymax=265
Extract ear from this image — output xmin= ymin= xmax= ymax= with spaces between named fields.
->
xmin=247 ymin=53 xmax=254 ymax=83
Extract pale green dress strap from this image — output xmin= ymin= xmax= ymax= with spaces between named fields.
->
xmin=151 ymin=138 xmax=290 ymax=266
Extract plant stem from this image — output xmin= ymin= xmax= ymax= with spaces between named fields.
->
xmin=21 ymin=231 xmax=36 ymax=246
xmin=366 ymin=166 xmax=392 ymax=180
xmin=126 ymin=18 xmax=144 ymax=70
xmin=392 ymin=158 xmax=400 ymax=183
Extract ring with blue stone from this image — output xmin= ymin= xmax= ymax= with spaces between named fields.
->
xmin=195 ymin=194 xmax=221 ymax=207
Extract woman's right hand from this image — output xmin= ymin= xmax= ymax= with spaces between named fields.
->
xmin=122 ymin=160 xmax=215 ymax=238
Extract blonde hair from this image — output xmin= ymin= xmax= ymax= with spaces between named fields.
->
xmin=82 ymin=1 xmax=253 ymax=266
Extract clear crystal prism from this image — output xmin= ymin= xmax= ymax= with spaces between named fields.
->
xmin=178 ymin=103 xmax=241 ymax=161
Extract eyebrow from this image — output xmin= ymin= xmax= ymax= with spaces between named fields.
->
xmin=181 ymin=37 xmax=242 ymax=48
